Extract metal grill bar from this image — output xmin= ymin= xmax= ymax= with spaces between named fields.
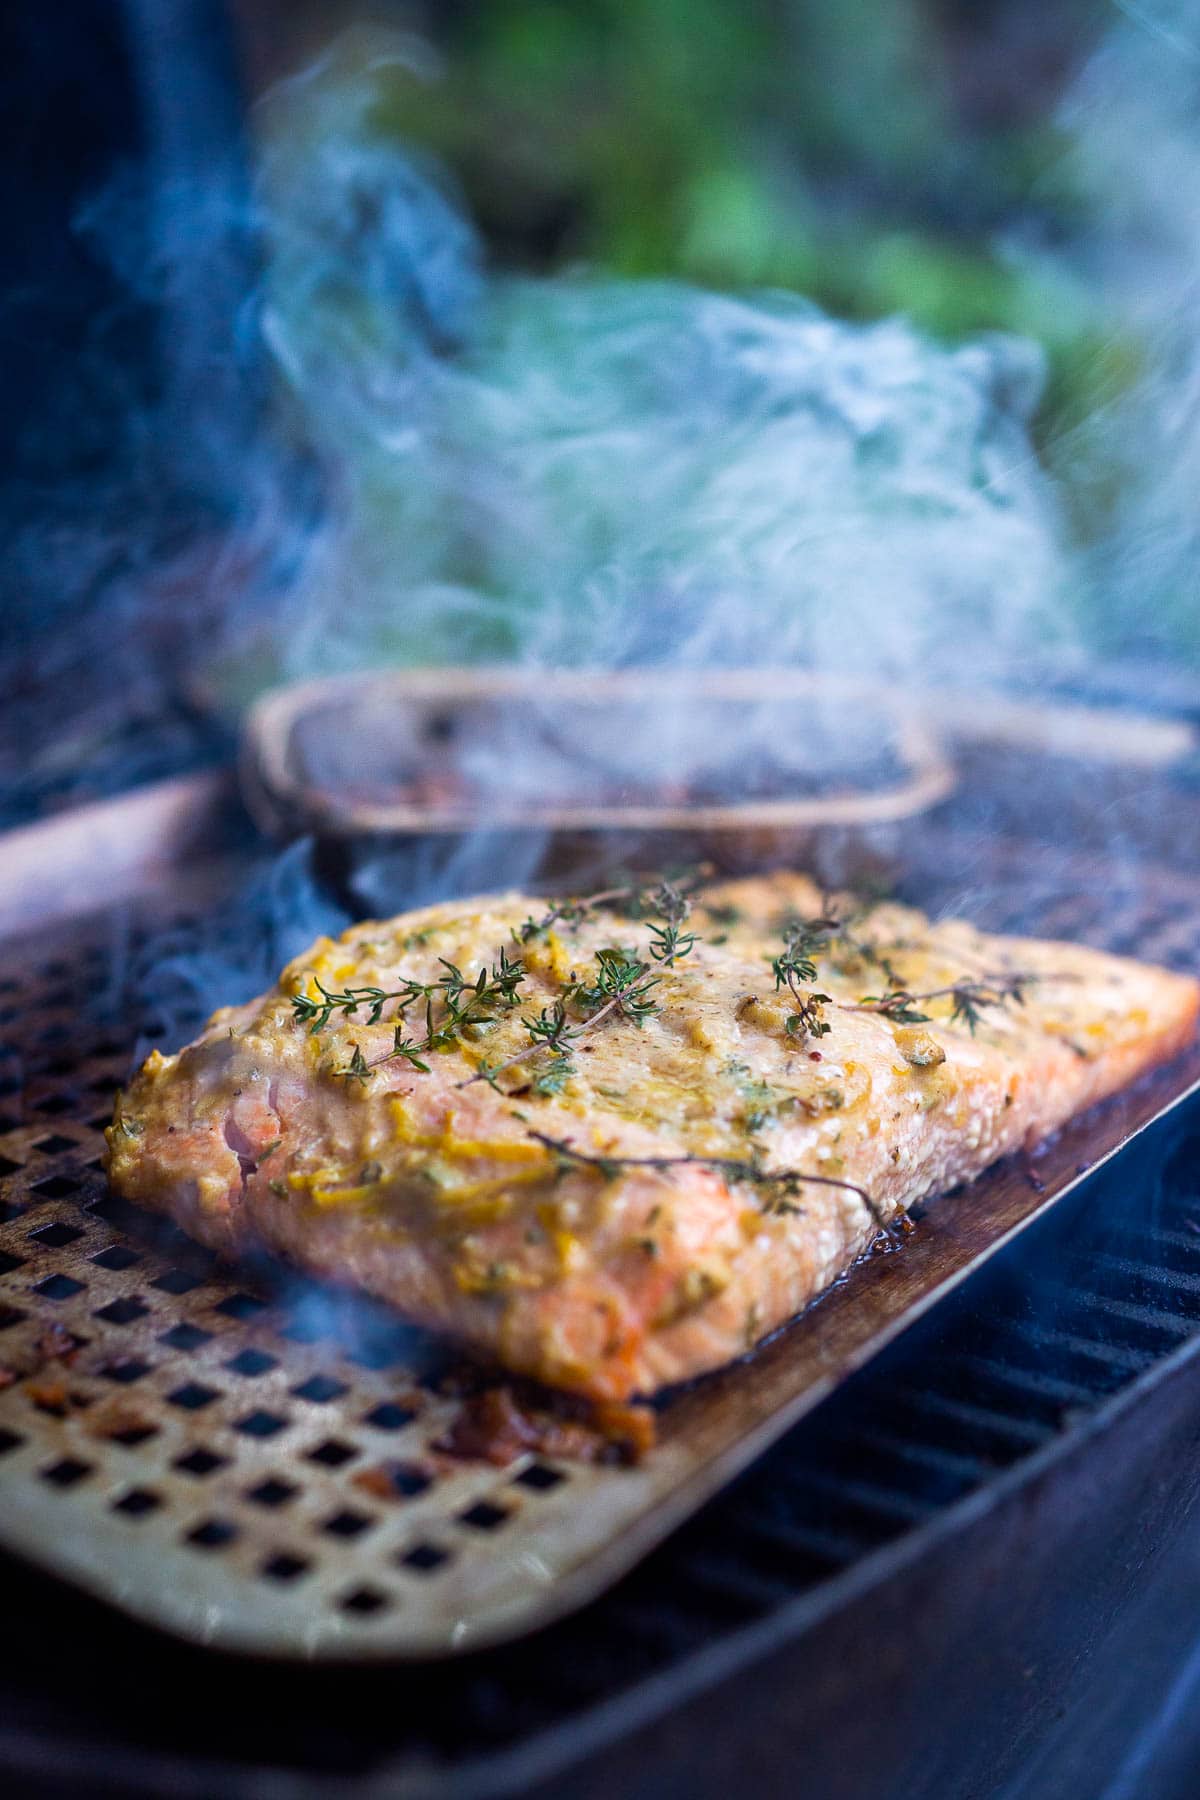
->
xmin=933 ymin=1353 xmax=1101 ymax=1411
xmin=789 ymin=1467 xmax=930 ymax=1524
xmin=827 ymin=1427 xmax=984 ymax=1491
xmin=1032 ymin=1283 xmax=1198 ymax=1340
xmin=1082 ymin=1251 xmax=1200 ymax=1294
xmin=957 ymin=1317 xmax=1151 ymax=1380
xmin=880 ymin=1388 xmax=1051 ymax=1452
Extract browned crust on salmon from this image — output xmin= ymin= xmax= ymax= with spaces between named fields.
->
xmin=106 ymin=873 xmax=1200 ymax=1400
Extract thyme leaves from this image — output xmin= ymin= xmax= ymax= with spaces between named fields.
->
xmin=530 ymin=1057 xmax=575 ymax=1098
xmin=334 ymin=1044 xmax=375 ymax=1085
xmin=460 ymin=946 xmax=663 ymax=1092
xmin=304 ymin=947 xmax=527 ymax=1081
xmin=852 ymin=973 xmax=1034 ymax=1035
xmin=768 ymin=904 xmax=1038 ymax=1042
xmin=854 ymin=991 xmax=932 ymax=1027
xmin=515 ymin=891 xmax=624 ymax=944
xmin=645 ymin=881 xmax=697 ymax=966
xmin=771 ymin=917 xmax=836 ymax=1044
xmin=297 ymin=876 xmax=705 ymax=1092
xmin=293 ymin=978 xmax=414 ymax=1034
xmin=294 ymin=949 xmax=525 ymax=1038
xmin=514 ymin=870 xmax=708 ymax=946
xmin=460 ymin=885 xmax=698 ymax=1092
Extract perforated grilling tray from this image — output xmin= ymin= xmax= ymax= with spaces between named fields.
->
xmin=0 ymin=780 xmax=1198 ymax=1661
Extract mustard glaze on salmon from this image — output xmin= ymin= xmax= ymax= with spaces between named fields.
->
xmin=106 ymin=873 xmax=1200 ymax=1400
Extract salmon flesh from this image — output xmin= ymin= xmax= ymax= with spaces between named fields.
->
xmin=107 ymin=874 xmax=1200 ymax=1400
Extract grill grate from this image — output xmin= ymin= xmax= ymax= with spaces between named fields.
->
xmin=1 ymin=849 xmax=1199 ymax=1661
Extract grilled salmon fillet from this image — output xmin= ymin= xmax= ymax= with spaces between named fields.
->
xmin=106 ymin=874 xmax=1199 ymax=1400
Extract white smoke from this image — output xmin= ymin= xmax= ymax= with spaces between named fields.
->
xmin=239 ymin=38 xmax=1073 ymax=708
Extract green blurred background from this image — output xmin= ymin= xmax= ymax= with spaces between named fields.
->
xmin=245 ymin=0 xmax=1118 ymax=508
xmin=233 ymin=0 xmax=1198 ymax=682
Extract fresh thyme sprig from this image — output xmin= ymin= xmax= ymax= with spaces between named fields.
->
xmin=336 ymin=1044 xmax=374 ymax=1084
xmin=852 ymin=991 xmax=933 ymax=1027
xmin=573 ymin=946 xmax=663 ymax=1020
xmin=646 ymin=881 xmax=697 ymax=966
xmin=308 ymin=947 xmax=526 ymax=1080
xmin=293 ymin=977 xmax=429 ymax=1033
xmin=767 ymin=903 xmax=1041 ymax=1041
xmin=776 ymin=904 xmax=906 ymax=989
xmin=772 ymin=916 xmax=834 ymax=984
xmin=515 ymin=888 xmax=629 ymax=944
xmin=524 ymin=996 xmax=574 ymax=1055
xmin=515 ymin=870 xmax=709 ymax=945
xmin=851 ymin=973 xmax=1034 ymax=1035
xmin=460 ymin=946 xmax=664 ymax=1091
xmin=771 ymin=919 xmax=835 ymax=1043
xmin=297 ymin=954 xmax=523 ymax=1039
xmin=462 ymin=886 xmax=698 ymax=1092
xmin=528 ymin=1132 xmax=899 ymax=1238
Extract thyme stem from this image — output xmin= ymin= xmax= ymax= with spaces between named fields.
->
xmin=529 ymin=1132 xmax=899 ymax=1239
xmin=514 ymin=884 xmax=641 ymax=942
xmin=515 ymin=868 xmax=712 ymax=944
xmin=456 ymin=990 xmax=627 ymax=1089
xmin=315 ymin=946 xmax=526 ymax=1079
xmin=461 ymin=883 xmax=698 ymax=1091
xmin=848 ymin=973 xmax=1038 ymax=1033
